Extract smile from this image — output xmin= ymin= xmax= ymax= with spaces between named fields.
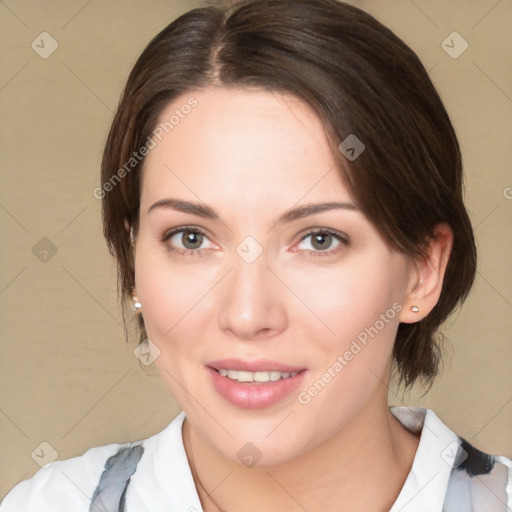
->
xmin=207 ymin=360 xmax=307 ymax=409
xmin=216 ymin=369 xmax=299 ymax=383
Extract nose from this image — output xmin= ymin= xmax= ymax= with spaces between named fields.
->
xmin=217 ymin=253 xmax=288 ymax=341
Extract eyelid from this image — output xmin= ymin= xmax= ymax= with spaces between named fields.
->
xmin=162 ymin=226 xmax=215 ymax=247
xmin=293 ymin=228 xmax=349 ymax=258
xmin=297 ymin=227 xmax=349 ymax=244
xmin=162 ymin=225 xmax=210 ymax=241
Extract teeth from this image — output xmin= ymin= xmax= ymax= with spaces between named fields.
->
xmin=236 ymin=371 xmax=253 ymax=382
xmin=217 ymin=369 xmax=298 ymax=383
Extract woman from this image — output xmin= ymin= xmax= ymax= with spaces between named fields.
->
xmin=1 ymin=0 xmax=510 ymax=510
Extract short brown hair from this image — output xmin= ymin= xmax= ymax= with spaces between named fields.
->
xmin=101 ymin=0 xmax=477 ymax=389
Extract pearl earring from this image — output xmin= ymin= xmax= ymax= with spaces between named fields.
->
xmin=129 ymin=226 xmax=136 ymax=245
xmin=411 ymin=305 xmax=420 ymax=313
xmin=132 ymin=296 xmax=142 ymax=311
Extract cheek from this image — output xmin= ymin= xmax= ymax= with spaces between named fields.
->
xmin=290 ymin=253 xmax=408 ymax=416
xmin=291 ymin=263 xmax=403 ymax=433
xmin=136 ymin=244 xmax=408 ymax=364
xmin=134 ymin=252 xmax=218 ymax=350
xmin=284 ymin=253 xmax=405 ymax=353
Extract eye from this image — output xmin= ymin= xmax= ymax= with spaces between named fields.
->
xmin=161 ymin=226 xmax=348 ymax=258
xmin=162 ymin=226 xmax=216 ymax=256
xmin=295 ymin=229 xmax=349 ymax=258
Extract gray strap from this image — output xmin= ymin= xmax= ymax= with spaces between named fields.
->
xmin=89 ymin=444 xmax=144 ymax=512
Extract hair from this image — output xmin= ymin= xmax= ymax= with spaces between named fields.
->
xmin=100 ymin=0 xmax=477 ymax=389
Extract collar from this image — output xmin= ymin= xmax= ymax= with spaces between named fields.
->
xmin=389 ymin=406 xmax=460 ymax=512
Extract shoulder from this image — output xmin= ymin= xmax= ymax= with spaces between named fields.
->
xmin=389 ymin=407 xmax=512 ymax=511
xmin=420 ymin=408 xmax=512 ymax=510
xmin=0 ymin=439 xmax=146 ymax=512
xmin=444 ymin=436 xmax=512 ymax=511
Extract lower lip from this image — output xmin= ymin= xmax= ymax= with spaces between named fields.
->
xmin=207 ymin=367 xmax=307 ymax=409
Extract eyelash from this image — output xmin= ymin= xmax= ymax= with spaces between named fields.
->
xmin=162 ymin=225 xmax=349 ymax=259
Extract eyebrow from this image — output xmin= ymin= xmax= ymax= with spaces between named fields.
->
xmin=147 ymin=198 xmax=358 ymax=224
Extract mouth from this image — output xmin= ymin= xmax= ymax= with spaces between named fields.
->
xmin=206 ymin=359 xmax=307 ymax=409
xmin=214 ymin=368 xmax=300 ymax=383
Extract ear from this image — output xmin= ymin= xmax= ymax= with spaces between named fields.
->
xmin=399 ymin=223 xmax=453 ymax=323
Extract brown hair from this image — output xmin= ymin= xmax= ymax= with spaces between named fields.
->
xmin=100 ymin=0 xmax=477 ymax=389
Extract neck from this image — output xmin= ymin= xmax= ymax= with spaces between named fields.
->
xmin=183 ymin=400 xmax=420 ymax=512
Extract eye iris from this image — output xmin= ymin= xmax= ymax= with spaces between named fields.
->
xmin=312 ymin=233 xmax=331 ymax=250
xmin=183 ymin=231 xmax=203 ymax=249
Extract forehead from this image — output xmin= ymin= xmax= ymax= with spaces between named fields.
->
xmin=140 ymin=87 xmax=353 ymax=210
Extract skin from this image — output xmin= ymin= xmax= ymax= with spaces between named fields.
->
xmin=131 ymin=86 xmax=453 ymax=511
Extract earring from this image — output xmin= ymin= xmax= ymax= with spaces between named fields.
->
xmin=129 ymin=226 xmax=136 ymax=246
xmin=411 ymin=305 xmax=420 ymax=313
xmin=132 ymin=296 xmax=142 ymax=311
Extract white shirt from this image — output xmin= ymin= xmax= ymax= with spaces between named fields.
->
xmin=1 ymin=407 xmax=510 ymax=511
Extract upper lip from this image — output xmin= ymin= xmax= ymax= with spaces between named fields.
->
xmin=207 ymin=358 xmax=305 ymax=373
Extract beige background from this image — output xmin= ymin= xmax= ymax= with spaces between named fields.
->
xmin=1 ymin=0 xmax=511 ymax=499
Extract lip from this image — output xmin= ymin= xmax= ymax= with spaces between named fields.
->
xmin=207 ymin=358 xmax=304 ymax=373
xmin=206 ymin=359 xmax=307 ymax=409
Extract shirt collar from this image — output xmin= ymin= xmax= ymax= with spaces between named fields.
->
xmin=389 ymin=406 xmax=460 ymax=512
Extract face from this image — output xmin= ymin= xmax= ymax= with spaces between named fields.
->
xmin=134 ymin=86 xmax=414 ymax=465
